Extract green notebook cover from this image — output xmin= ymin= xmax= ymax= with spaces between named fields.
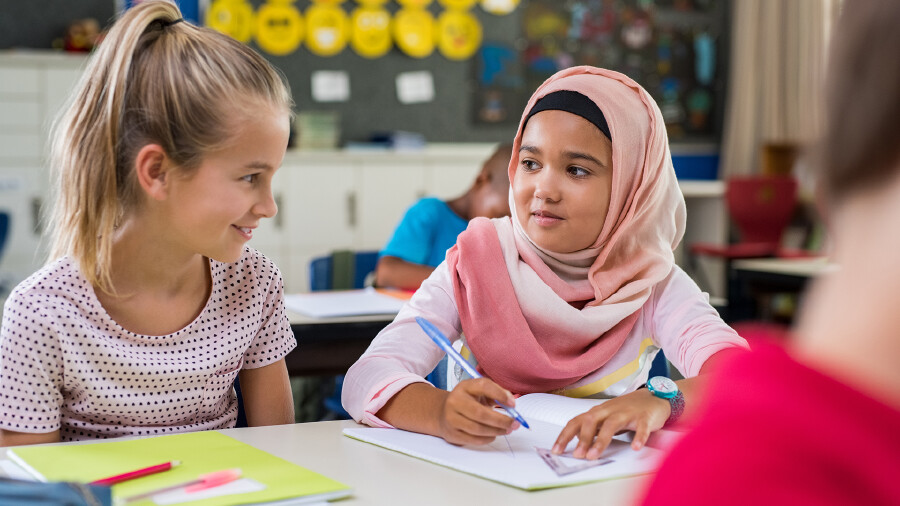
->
xmin=6 ymin=430 xmax=351 ymax=505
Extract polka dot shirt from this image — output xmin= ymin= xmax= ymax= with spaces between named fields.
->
xmin=0 ymin=247 xmax=296 ymax=441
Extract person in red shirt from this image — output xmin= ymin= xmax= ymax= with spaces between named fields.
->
xmin=641 ymin=1 xmax=900 ymax=504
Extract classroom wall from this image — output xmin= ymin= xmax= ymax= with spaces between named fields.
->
xmin=0 ymin=1 xmax=522 ymax=144
xmin=0 ymin=1 xmax=727 ymax=145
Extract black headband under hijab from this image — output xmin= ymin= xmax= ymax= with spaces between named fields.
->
xmin=523 ymin=90 xmax=612 ymax=141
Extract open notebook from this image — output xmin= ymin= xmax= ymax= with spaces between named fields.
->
xmin=6 ymin=431 xmax=352 ymax=505
xmin=344 ymin=393 xmax=667 ymax=490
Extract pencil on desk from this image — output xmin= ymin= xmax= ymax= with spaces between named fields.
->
xmin=90 ymin=460 xmax=181 ymax=486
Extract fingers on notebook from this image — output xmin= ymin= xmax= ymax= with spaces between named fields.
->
xmin=553 ymin=408 xmax=625 ymax=460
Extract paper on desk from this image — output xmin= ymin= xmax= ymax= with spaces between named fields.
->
xmin=153 ymin=478 xmax=266 ymax=505
xmin=0 ymin=459 xmax=35 ymax=481
xmin=284 ymin=288 xmax=407 ymax=318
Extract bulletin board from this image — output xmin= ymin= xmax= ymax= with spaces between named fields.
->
xmin=484 ymin=0 xmax=730 ymax=141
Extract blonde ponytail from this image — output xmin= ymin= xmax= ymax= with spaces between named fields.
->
xmin=48 ymin=0 xmax=292 ymax=294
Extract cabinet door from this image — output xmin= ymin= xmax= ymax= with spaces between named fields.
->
xmin=0 ymin=167 xmax=46 ymax=293
xmin=41 ymin=68 xmax=84 ymax=189
xmin=248 ymin=167 xmax=292 ymax=291
xmin=0 ymin=66 xmax=42 ymax=164
xmin=278 ymin=162 xmax=357 ymax=291
xmin=357 ymin=158 xmax=426 ymax=250
xmin=426 ymin=157 xmax=484 ymax=200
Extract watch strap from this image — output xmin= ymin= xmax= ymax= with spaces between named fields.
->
xmin=665 ymin=390 xmax=685 ymax=426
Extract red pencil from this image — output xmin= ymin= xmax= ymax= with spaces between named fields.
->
xmin=90 ymin=460 xmax=181 ymax=486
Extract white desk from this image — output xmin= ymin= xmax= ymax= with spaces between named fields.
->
xmin=732 ymin=257 xmax=834 ymax=278
xmin=1 ymin=421 xmax=649 ymax=505
xmin=730 ymin=257 xmax=832 ymax=322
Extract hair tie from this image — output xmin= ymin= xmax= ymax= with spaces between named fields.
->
xmin=150 ymin=17 xmax=184 ymax=31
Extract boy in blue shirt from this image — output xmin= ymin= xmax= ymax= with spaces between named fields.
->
xmin=375 ymin=143 xmax=513 ymax=290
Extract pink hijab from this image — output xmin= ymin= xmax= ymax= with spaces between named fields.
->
xmin=446 ymin=66 xmax=686 ymax=394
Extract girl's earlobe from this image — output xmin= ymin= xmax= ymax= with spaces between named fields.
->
xmin=134 ymin=144 xmax=171 ymax=200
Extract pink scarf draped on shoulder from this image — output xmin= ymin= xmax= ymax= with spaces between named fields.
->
xmin=446 ymin=66 xmax=686 ymax=394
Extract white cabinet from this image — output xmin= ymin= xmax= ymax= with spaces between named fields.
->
xmin=0 ymin=52 xmax=87 ymax=299
xmin=357 ymin=159 xmax=426 ymax=250
xmin=253 ymin=145 xmax=495 ymax=292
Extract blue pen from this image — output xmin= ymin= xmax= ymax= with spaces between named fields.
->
xmin=415 ymin=316 xmax=530 ymax=429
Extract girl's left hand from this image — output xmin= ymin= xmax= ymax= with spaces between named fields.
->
xmin=552 ymin=388 xmax=670 ymax=460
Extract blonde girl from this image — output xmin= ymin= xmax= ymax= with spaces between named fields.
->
xmin=343 ymin=66 xmax=747 ymax=459
xmin=0 ymin=0 xmax=295 ymax=446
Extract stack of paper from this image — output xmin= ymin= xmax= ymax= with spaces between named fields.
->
xmin=284 ymin=287 xmax=408 ymax=318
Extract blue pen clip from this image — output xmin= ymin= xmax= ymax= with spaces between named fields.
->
xmin=415 ymin=316 xmax=530 ymax=429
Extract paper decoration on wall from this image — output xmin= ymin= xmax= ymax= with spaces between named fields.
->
xmin=436 ymin=9 xmax=482 ymax=61
xmin=305 ymin=3 xmax=350 ymax=56
xmin=311 ymin=71 xmax=351 ymax=102
xmin=687 ymin=88 xmax=712 ymax=130
xmin=396 ymin=71 xmax=435 ymax=104
xmin=438 ymin=0 xmax=476 ymax=9
xmin=350 ymin=6 xmax=392 ymax=58
xmin=693 ymin=32 xmax=715 ymax=86
xmin=393 ymin=9 xmax=435 ymax=58
xmin=205 ymin=0 xmax=518 ymax=58
xmin=480 ymin=0 xmax=518 ymax=15
xmin=206 ymin=0 xmax=255 ymax=43
xmin=255 ymin=0 xmax=304 ymax=56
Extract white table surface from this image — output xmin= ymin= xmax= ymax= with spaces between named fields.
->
xmin=1 ymin=420 xmax=651 ymax=505
xmin=732 ymin=257 xmax=835 ymax=278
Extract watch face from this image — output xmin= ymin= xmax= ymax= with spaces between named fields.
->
xmin=648 ymin=376 xmax=677 ymax=395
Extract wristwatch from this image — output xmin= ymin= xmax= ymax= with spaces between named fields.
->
xmin=646 ymin=376 xmax=685 ymax=426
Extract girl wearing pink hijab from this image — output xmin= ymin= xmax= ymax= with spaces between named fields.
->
xmin=342 ymin=66 xmax=747 ymax=459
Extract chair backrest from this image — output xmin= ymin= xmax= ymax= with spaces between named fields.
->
xmin=725 ymin=176 xmax=797 ymax=245
xmin=309 ymin=250 xmax=379 ymax=291
xmin=0 ymin=212 xmax=9 ymax=262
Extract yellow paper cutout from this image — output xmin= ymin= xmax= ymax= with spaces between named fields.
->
xmin=310 ymin=0 xmax=344 ymax=4
xmin=479 ymin=0 xmax=519 ymax=15
xmin=393 ymin=8 xmax=435 ymax=59
xmin=355 ymin=0 xmax=389 ymax=6
xmin=305 ymin=3 xmax=350 ymax=56
xmin=205 ymin=0 xmax=255 ymax=43
xmin=438 ymin=0 xmax=476 ymax=9
xmin=436 ymin=9 xmax=482 ymax=60
xmin=397 ymin=0 xmax=433 ymax=7
xmin=255 ymin=0 xmax=304 ymax=56
xmin=350 ymin=6 xmax=392 ymax=59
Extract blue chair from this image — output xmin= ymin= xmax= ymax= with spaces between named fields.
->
xmin=0 ymin=212 xmax=8 ymax=261
xmin=648 ymin=351 xmax=670 ymax=379
xmin=234 ymin=377 xmax=248 ymax=428
xmin=0 ymin=212 xmax=11 ymax=299
xmin=311 ymin=250 xmax=380 ymax=420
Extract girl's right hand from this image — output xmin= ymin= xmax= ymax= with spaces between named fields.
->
xmin=437 ymin=377 xmax=520 ymax=445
